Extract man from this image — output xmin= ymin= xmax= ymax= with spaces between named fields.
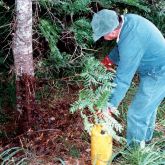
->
xmin=91 ymin=9 xmax=165 ymax=146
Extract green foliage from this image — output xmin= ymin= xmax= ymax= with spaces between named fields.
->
xmin=70 ymin=57 xmax=115 ymax=112
xmin=0 ymin=2 xmax=14 ymax=110
xmin=70 ymin=57 xmax=123 ymax=140
xmin=116 ymin=0 xmax=165 ymax=36
xmin=39 ymin=18 xmax=89 ymax=68
xmin=0 ymin=0 xmax=3 ymax=6
xmin=0 ymin=3 xmax=13 ymax=73
xmin=69 ymin=145 xmax=80 ymax=158
xmin=38 ymin=0 xmax=54 ymax=8
xmin=120 ymin=142 xmax=165 ymax=165
xmin=38 ymin=16 xmax=95 ymax=78
xmin=70 ymin=18 xmax=93 ymax=48
xmin=39 ymin=0 xmax=91 ymax=16
xmin=0 ymin=77 xmax=16 ymax=110
xmin=37 ymin=0 xmax=165 ymax=80
xmin=93 ymin=0 xmax=150 ymax=13
xmin=0 ymin=147 xmax=28 ymax=165
xmin=116 ymin=0 xmax=151 ymax=13
xmin=157 ymin=99 xmax=165 ymax=123
xmin=144 ymin=12 xmax=165 ymax=36
xmin=94 ymin=0 xmax=113 ymax=8
xmin=39 ymin=19 xmax=64 ymax=65
xmin=62 ymin=0 xmax=91 ymax=15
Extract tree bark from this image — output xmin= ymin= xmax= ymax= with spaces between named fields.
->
xmin=13 ymin=0 xmax=35 ymax=131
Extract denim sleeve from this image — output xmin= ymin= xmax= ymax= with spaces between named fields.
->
xmin=109 ymin=37 xmax=144 ymax=108
xmin=108 ymin=46 xmax=120 ymax=65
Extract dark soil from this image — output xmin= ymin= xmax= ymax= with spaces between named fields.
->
xmin=0 ymin=84 xmax=91 ymax=164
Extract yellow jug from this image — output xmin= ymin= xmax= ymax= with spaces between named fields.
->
xmin=91 ymin=124 xmax=112 ymax=165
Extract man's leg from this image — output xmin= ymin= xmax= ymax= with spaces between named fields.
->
xmin=145 ymin=109 xmax=157 ymax=143
xmin=126 ymin=74 xmax=165 ymax=145
xmin=145 ymin=96 xmax=164 ymax=142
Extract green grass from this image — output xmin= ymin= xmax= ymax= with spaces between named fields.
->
xmin=69 ymin=145 xmax=80 ymax=158
xmin=157 ymin=99 xmax=165 ymax=123
xmin=120 ymin=142 xmax=165 ymax=165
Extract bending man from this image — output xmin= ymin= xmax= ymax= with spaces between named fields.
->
xmin=91 ymin=9 xmax=165 ymax=145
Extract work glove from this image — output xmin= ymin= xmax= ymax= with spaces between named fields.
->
xmin=101 ymin=55 xmax=114 ymax=70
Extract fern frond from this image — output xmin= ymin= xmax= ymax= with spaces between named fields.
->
xmin=62 ymin=0 xmax=91 ymax=15
xmin=94 ymin=0 xmax=113 ymax=8
xmin=70 ymin=18 xmax=93 ymax=47
xmin=0 ymin=147 xmax=26 ymax=165
xmin=39 ymin=19 xmax=67 ymax=67
xmin=70 ymin=56 xmax=123 ymax=140
xmin=95 ymin=90 xmax=109 ymax=110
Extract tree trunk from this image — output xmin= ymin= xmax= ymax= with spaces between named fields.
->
xmin=13 ymin=0 xmax=35 ymax=131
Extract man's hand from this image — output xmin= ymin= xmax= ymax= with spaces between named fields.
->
xmin=101 ymin=55 xmax=114 ymax=70
xmin=97 ymin=107 xmax=112 ymax=119
xmin=97 ymin=104 xmax=118 ymax=119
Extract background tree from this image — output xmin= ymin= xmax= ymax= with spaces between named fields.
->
xmin=12 ymin=0 xmax=35 ymax=130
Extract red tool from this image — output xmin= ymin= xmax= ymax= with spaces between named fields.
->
xmin=101 ymin=55 xmax=114 ymax=70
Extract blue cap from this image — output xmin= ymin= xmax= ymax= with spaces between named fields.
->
xmin=91 ymin=9 xmax=119 ymax=41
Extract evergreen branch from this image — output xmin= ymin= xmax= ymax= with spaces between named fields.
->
xmin=70 ymin=56 xmax=123 ymax=140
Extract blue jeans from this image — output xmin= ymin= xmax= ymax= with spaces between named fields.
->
xmin=126 ymin=73 xmax=165 ymax=145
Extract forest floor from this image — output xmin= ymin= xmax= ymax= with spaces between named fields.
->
xmin=0 ymin=84 xmax=92 ymax=164
xmin=0 ymin=82 xmax=165 ymax=165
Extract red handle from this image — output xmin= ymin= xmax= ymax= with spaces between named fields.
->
xmin=101 ymin=55 xmax=114 ymax=70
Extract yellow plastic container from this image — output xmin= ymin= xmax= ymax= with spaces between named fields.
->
xmin=91 ymin=124 xmax=112 ymax=165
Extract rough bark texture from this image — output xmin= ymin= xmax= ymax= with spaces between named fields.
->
xmin=13 ymin=0 xmax=35 ymax=131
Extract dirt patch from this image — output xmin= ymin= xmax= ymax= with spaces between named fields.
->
xmin=0 ymin=84 xmax=92 ymax=164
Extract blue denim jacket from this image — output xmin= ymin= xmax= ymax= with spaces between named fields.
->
xmin=108 ymin=14 xmax=165 ymax=108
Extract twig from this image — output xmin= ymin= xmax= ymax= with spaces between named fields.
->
xmin=0 ymin=23 xmax=11 ymax=29
xmin=82 ymin=48 xmax=98 ymax=52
